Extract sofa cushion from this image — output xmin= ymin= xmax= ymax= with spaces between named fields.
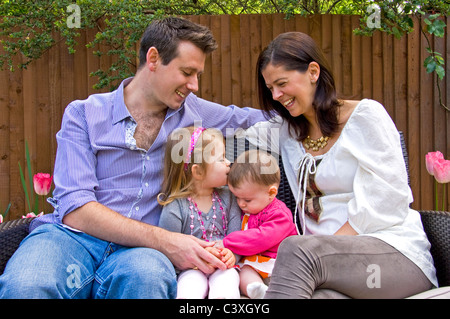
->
xmin=407 ymin=287 xmax=450 ymax=299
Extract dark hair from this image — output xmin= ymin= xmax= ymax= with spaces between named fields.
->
xmin=257 ymin=32 xmax=341 ymax=141
xmin=139 ymin=17 xmax=218 ymax=68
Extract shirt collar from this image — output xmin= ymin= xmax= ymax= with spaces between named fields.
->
xmin=112 ymin=77 xmax=134 ymax=125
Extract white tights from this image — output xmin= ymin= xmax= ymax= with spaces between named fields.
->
xmin=176 ymin=268 xmax=240 ymax=299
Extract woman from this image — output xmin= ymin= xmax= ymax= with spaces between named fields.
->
xmin=255 ymin=32 xmax=437 ymax=298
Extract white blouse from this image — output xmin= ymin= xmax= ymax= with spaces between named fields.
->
xmin=240 ymin=99 xmax=438 ymax=287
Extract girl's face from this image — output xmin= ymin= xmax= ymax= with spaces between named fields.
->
xmin=201 ymin=139 xmax=231 ymax=189
xmin=261 ymin=62 xmax=319 ymax=120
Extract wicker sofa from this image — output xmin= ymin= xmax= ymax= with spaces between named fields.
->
xmin=0 ymin=132 xmax=449 ymax=298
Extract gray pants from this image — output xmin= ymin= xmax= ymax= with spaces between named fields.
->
xmin=265 ymin=235 xmax=433 ymax=299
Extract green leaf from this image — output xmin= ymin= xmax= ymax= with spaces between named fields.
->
xmin=428 ymin=19 xmax=446 ymax=37
xmin=1 ymin=202 xmax=11 ymax=218
xmin=18 ymin=161 xmax=31 ymax=212
xmin=425 ymin=61 xmax=436 ymax=74
xmin=436 ymin=65 xmax=445 ymax=80
xmin=429 ymin=13 xmax=441 ymax=21
xmin=424 ymin=55 xmax=434 ymax=65
xmin=435 ymin=55 xmax=445 ymax=66
xmin=392 ymin=27 xmax=402 ymax=39
xmin=25 ymin=141 xmax=36 ymax=212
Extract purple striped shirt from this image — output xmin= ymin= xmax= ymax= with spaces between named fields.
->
xmin=31 ymin=78 xmax=265 ymax=231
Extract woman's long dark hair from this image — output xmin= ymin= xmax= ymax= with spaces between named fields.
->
xmin=257 ymin=32 xmax=341 ymax=141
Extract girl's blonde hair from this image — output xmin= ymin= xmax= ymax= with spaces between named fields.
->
xmin=157 ymin=126 xmax=224 ymax=205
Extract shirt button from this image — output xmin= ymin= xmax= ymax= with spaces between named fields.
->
xmin=135 ymin=206 xmax=139 ymax=211
xmin=146 ymin=156 xmax=150 ymax=161
xmin=145 ymin=182 xmax=149 ymax=187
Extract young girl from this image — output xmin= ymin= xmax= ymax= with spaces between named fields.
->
xmin=158 ymin=126 xmax=242 ymax=299
xmin=221 ymin=149 xmax=297 ymax=299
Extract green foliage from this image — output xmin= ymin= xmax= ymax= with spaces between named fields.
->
xmin=1 ymin=202 xmax=11 ymax=221
xmin=0 ymin=0 xmax=448 ymax=94
xmin=354 ymin=1 xmax=448 ymax=82
xmin=18 ymin=141 xmax=38 ymax=213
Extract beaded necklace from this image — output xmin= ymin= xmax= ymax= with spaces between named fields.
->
xmin=187 ymin=191 xmax=227 ymax=241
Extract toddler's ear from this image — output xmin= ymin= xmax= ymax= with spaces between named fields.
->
xmin=268 ymin=185 xmax=278 ymax=199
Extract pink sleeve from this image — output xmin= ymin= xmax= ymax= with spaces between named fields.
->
xmin=223 ymin=205 xmax=295 ymax=256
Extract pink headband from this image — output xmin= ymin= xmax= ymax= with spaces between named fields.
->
xmin=184 ymin=127 xmax=206 ymax=171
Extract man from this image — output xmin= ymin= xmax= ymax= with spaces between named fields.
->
xmin=0 ymin=17 xmax=265 ymax=298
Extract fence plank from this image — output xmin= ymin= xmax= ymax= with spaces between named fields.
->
xmin=419 ymin=25 xmax=435 ymax=209
xmin=341 ymin=15 xmax=353 ymax=99
xmin=0 ymin=67 xmax=10 ymax=215
xmin=8 ymin=55 xmax=25 ymax=218
xmin=220 ymin=15 xmax=232 ymax=106
xmin=393 ymin=35 xmax=408 ymax=132
xmin=350 ymin=16 xmax=362 ymax=100
xmin=230 ymin=15 xmax=242 ymax=106
xmin=407 ymin=22 xmax=421 ymax=209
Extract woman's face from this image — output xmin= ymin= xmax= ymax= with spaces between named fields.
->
xmin=261 ymin=62 xmax=319 ymax=119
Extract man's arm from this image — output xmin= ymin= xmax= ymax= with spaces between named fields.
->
xmin=63 ymin=201 xmax=226 ymax=274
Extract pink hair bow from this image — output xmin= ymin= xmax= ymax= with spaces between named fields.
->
xmin=184 ymin=127 xmax=206 ymax=171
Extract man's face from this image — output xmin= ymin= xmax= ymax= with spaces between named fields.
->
xmin=152 ymin=41 xmax=206 ymax=110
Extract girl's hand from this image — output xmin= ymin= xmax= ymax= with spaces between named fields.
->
xmin=219 ymin=247 xmax=236 ymax=268
xmin=214 ymin=239 xmax=224 ymax=249
xmin=204 ymin=246 xmax=236 ymax=268
xmin=205 ymin=246 xmax=222 ymax=260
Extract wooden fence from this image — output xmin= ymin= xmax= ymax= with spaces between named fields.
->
xmin=0 ymin=14 xmax=448 ymax=220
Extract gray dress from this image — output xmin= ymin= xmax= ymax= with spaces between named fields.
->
xmin=158 ymin=187 xmax=242 ymax=241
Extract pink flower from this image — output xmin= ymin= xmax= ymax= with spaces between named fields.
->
xmin=22 ymin=212 xmax=44 ymax=219
xmin=433 ymin=159 xmax=450 ymax=184
xmin=33 ymin=173 xmax=53 ymax=196
xmin=0 ymin=215 xmax=3 ymax=224
xmin=425 ymin=151 xmax=444 ymax=176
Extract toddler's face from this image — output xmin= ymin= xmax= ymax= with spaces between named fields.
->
xmin=229 ymin=180 xmax=275 ymax=215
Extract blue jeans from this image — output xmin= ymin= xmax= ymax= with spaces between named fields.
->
xmin=0 ymin=224 xmax=177 ymax=299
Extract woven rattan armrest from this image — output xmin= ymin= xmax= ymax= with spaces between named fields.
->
xmin=419 ymin=210 xmax=450 ymax=287
xmin=0 ymin=218 xmax=34 ymax=275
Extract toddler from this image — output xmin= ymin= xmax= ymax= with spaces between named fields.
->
xmin=222 ymin=149 xmax=297 ymax=298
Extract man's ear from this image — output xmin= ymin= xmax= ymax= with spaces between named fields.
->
xmin=146 ymin=47 xmax=159 ymax=72
xmin=268 ymin=185 xmax=278 ymax=200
